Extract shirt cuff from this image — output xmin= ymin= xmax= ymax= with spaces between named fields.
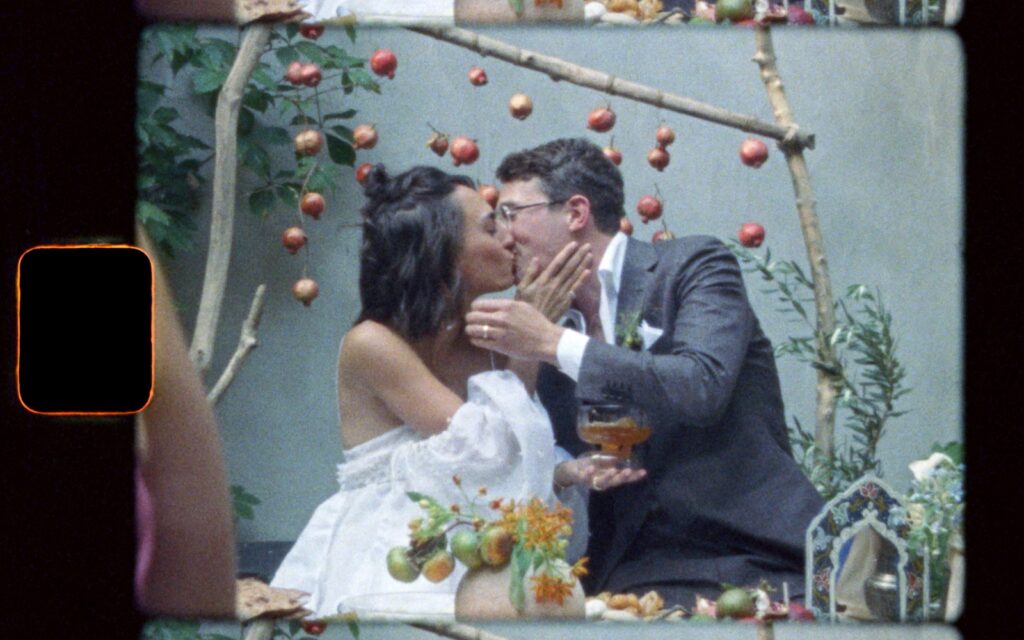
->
xmin=555 ymin=329 xmax=589 ymax=382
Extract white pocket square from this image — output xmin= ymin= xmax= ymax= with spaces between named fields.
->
xmin=639 ymin=321 xmax=664 ymax=350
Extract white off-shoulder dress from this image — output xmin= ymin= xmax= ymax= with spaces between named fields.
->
xmin=270 ymin=370 xmax=585 ymax=618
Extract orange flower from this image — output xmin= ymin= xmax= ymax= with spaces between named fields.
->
xmin=530 ymin=573 xmax=575 ymax=605
xmin=451 ymin=504 xmax=461 ymax=513
xmin=478 ymin=486 xmax=487 ymax=496
xmin=571 ymin=556 xmax=589 ymax=578
xmin=490 ymin=498 xmax=503 ymax=510
xmin=517 ymin=498 xmax=573 ymax=552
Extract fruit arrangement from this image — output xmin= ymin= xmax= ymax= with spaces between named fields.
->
xmin=386 ymin=476 xmax=588 ymax=610
xmin=594 ymin=0 xmax=817 ymax=25
xmin=585 ymin=584 xmax=815 ymax=622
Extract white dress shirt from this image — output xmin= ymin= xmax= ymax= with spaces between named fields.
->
xmin=554 ymin=232 xmax=629 ymax=381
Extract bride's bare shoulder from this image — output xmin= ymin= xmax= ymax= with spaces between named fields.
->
xmin=339 ymin=320 xmax=419 ymax=374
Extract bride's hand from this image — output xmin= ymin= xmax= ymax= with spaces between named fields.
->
xmin=554 ymin=459 xmax=646 ymax=492
xmin=516 ymin=242 xmax=592 ymax=322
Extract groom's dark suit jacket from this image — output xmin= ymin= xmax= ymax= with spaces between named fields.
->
xmin=539 ymin=235 xmax=824 ymax=601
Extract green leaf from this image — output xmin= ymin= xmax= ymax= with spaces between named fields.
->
xmin=240 ymin=139 xmax=271 ymax=180
xmin=326 ymin=134 xmax=356 ymax=166
xmin=406 ymin=491 xmax=443 ymax=508
xmin=277 ymin=185 xmax=299 ymax=210
xmin=346 ymin=67 xmax=380 ymax=94
xmin=138 ymin=174 xmax=158 ymax=191
xmin=136 ymin=200 xmax=171 ymax=225
xmin=232 ymin=484 xmax=262 ymax=508
xmin=509 ymin=0 xmax=525 ymax=15
xmin=289 ymin=620 xmax=303 ymax=636
xmin=142 ymin=618 xmax=201 ymax=640
xmin=508 ymin=554 xmax=526 ymax=611
xmin=249 ymin=188 xmax=277 ymax=218
xmin=295 ymin=41 xmax=328 ymax=65
xmin=238 ymin=107 xmax=256 ymax=137
xmin=275 ymin=46 xmax=300 ymax=67
xmin=330 ymin=125 xmax=353 ymax=142
xmin=515 ymin=544 xmax=531 ymax=574
xmin=169 ymin=50 xmax=191 ymax=75
xmin=307 ymin=163 xmax=342 ymax=194
xmin=138 ymin=205 xmax=197 ymax=258
xmin=252 ymin=66 xmax=279 ymax=91
xmin=251 ymin=126 xmax=292 ymax=147
xmin=931 ymin=441 xmax=963 ymax=465
xmin=235 ymin=502 xmax=255 ymax=521
xmin=531 ymin=551 xmax=544 ymax=571
xmin=291 ymin=114 xmax=318 ymax=126
xmin=192 ymin=68 xmax=227 ymax=94
xmin=244 ymin=89 xmax=272 ymax=113
xmin=344 ymin=23 xmax=357 ymax=42
xmin=136 ymin=80 xmax=166 ymax=116
xmin=232 ymin=488 xmax=262 ymax=506
xmin=324 ymin=110 xmax=358 ymax=121
xmin=286 ymin=23 xmax=300 ymax=39
xmin=295 ymin=155 xmax=317 ymax=176
xmin=180 ymin=133 xmax=210 ymax=151
xmin=204 ymin=37 xmax=240 ymax=67
xmin=347 ymin=619 xmax=361 ymax=638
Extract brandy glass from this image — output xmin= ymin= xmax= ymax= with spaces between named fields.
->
xmin=576 ymin=402 xmax=651 ymax=471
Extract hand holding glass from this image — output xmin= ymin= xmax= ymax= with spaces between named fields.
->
xmin=576 ymin=403 xmax=651 ymax=471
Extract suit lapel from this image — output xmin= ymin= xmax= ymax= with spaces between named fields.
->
xmin=614 ymin=238 xmax=658 ymax=345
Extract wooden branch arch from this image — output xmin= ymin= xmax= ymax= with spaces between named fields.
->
xmin=194 ymin=22 xmax=839 ymax=467
xmin=406 ymin=24 xmax=839 ymax=459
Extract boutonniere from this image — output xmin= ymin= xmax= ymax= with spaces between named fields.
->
xmin=617 ymin=311 xmax=643 ymax=351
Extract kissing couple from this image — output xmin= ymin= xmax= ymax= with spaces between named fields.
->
xmin=271 ymin=138 xmax=824 ymax=617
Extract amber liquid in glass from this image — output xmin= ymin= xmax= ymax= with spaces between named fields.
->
xmin=578 ymin=418 xmax=652 ymax=457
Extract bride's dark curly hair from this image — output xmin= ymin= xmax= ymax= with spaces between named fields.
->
xmin=356 ymin=164 xmax=476 ymax=340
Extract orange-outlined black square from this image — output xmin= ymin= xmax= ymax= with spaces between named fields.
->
xmin=17 ymin=245 xmax=154 ymax=415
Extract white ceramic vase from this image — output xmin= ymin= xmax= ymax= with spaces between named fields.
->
xmin=454 ymin=561 xmax=586 ymax=621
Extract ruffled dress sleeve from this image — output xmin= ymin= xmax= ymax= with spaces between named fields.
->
xmin=389 ymin=369 xmax=557 ymax=507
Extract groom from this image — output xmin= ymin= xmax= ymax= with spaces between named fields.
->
xmin=466 ymin=138 xmax=824 ymax=606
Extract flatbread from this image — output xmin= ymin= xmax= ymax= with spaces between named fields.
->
xmin=236 ymin=577 xmax=312 ymax=621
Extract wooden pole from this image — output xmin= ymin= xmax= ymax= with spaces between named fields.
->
xmin=410 ymin=622 xmax=511 ymax=640
xmin=207 ymin=284 xmax=267 ymax=405
xmin=752 ymin=25 xmax=839 ymax=467
xmin=190 ymin=24 xmax=271 ymax=375
xmin=407 ymin=25 xmax=814 ymax=151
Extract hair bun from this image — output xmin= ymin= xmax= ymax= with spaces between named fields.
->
xmin=361 ymin=164 xmax=392 ymax=206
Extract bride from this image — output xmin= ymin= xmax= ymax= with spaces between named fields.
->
xmin=270 ymin=165 xmax=642 ymax=617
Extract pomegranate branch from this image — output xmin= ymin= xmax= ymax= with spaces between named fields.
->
xmin=406 ymin=25 xmax=814 ymax=150
xmin=752 ymin=25 xmax=839 ymax=463
xmin=190 ymin=23 xmax=272 ymax=375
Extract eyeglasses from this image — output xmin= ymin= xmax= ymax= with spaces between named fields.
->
xmin=495 ymin=199 xmax=568 ymax=228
